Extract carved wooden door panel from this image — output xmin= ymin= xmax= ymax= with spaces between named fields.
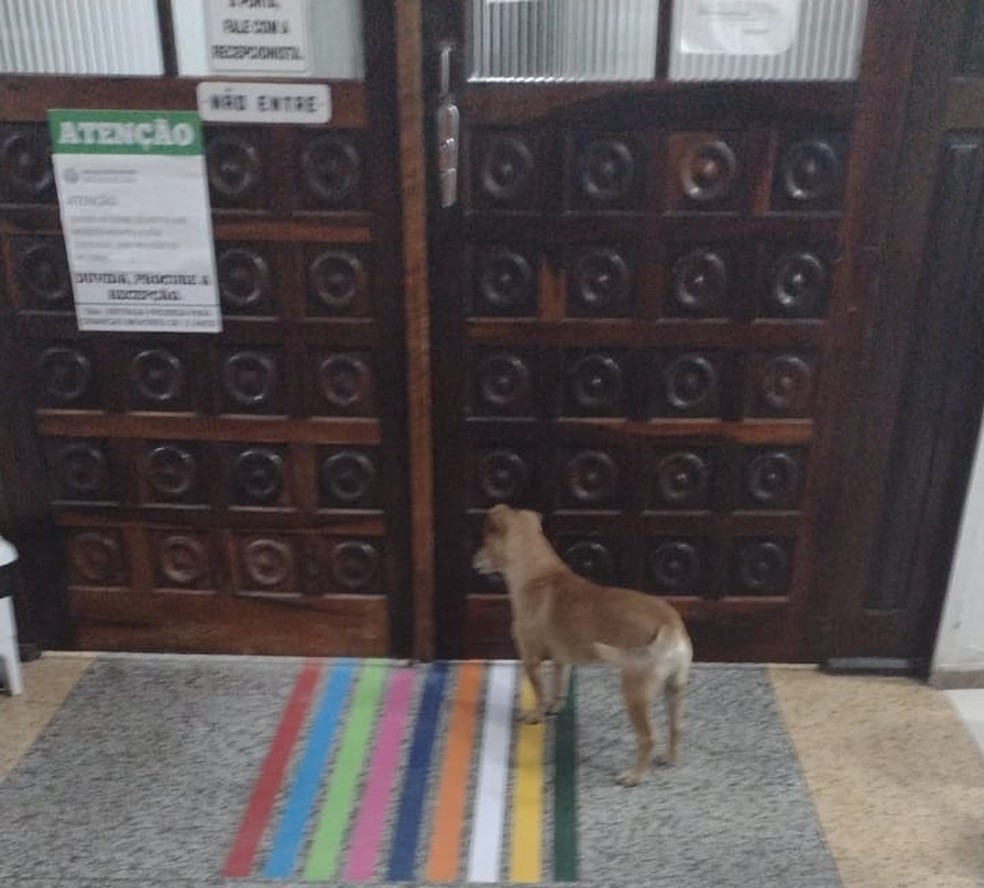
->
xmin=0 ymin=9 xmax=411 ymax=655
xmin=427 ymin=2 xmax=914 ymax=660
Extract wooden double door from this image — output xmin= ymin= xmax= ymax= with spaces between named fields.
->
xmin=0 ymin=1 xmax=942 ymax=664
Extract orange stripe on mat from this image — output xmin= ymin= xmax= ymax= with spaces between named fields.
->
xmin=425 ymin=662 xmax=484 ymax=883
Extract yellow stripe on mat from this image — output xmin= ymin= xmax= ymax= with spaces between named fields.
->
xmin=509 ymin=677 xmax=544 ymax=883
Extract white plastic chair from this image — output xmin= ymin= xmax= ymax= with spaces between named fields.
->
xmin=0 ymin=536 xmax=23 ymax=696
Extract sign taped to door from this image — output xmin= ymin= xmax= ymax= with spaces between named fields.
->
xmin=48 ymin=109 xmax=221 ymax=334
xmin=677 ymin=0 xmax=802 ymax=56
xmin=205 ymin=0 xmax=310 ymax=74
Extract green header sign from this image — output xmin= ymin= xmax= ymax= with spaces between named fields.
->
xmin=47 ymin=109 xmax=203 ymax=156
xmin=48 ymin=108 xmax=220 ymax=333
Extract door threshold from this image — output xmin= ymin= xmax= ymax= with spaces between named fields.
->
xmin=821 ymin=657 xmax=920 ymax=677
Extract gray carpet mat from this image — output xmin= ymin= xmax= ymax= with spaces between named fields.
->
xmin=0 ymin=657 xmax=840 ymax=888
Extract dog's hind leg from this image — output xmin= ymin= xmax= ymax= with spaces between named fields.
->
xmin=519 ymin=659 xmax=546 ymax=724
xmin=661 ymin=680 xmax=684 ymax=766
xmin=659 ymin=637 xmax=692 ymax=766
xmin=547 ymin=661 xmax=569 ymax=714
xmin=514 ymin=634 xmax=547 ymax=724
xmin=616 ymin=665 xmax=657 ymax=787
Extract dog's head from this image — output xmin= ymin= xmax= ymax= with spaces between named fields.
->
xmin=472 ymin=504 xmax=543 ymax=575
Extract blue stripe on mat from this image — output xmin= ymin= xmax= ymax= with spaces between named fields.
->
xmin=262 ymin=659 xmax=355 ymax=878
xmin=386 ymin=661 xmax=450 ymax=881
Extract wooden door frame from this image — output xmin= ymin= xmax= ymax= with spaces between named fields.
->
xmin=0 ymin=305 xmax=70 ymax=653
xmin=841 ymin=0 xmax=984 ymax=674
xmin=792 ymin=0 xmax=929 ymax=665
xmin=395 ymin=0 xmax=436 ymax=661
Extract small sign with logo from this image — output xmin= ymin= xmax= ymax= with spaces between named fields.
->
xmin=47 ymin=109 xmax=221 ymax=334
xmin=205 ymin=0 xmax=310 ymax=74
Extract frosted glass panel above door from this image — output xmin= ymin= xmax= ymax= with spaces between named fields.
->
xmin=468 ymin=0 xmax=659 ymax=82
xmin=0 ymin=0 xmax=163 ymax=76
xmin=172 ymin=0 xmax=364 ymax=79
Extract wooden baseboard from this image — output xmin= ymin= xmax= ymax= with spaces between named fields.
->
xmin=17 ymin=642 xmax=41 ymax=662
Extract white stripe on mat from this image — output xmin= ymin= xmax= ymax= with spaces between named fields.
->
xmin=467 ymin=660 xmax=517 ymax=883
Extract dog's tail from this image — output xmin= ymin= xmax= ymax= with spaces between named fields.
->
xmin=594 ymin=624 xmax=692 ymax=686
xmin=593 ymin=624 xmax=681 ymax=664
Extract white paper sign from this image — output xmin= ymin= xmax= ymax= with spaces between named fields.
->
xmin=48 ymin=109 xmax=221 ymax=334
xmin=206 ymin=0 xmax=310 ymax=74
xmin=678 ymin=0 xmax=801 ymax=56
xmin=198 ymin=81 xmax=331 ymax=124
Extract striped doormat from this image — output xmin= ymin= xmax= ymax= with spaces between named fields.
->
xmin=0 ymin=656 xmax=841 ymax=888
xmin=223 ymin=660 xmax=579 ymax=884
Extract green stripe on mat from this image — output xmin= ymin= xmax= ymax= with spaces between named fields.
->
xmin=553 ymin=670 xmax=578 ymax=882
xmin=302 ymin=661 xmax=386 ymax=881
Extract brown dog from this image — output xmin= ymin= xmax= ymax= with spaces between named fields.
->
xmin=473 ymin=504 xmax=693 ymax=786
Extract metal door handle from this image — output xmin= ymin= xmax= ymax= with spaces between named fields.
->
xmin=436 ymin=102 xmax=459 ymax=208
xmin=436 ymin=43 xmax=459 ymax=208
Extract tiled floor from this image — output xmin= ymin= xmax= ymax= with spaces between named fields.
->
xmin=772 ymin=670 xmax=984 ymax=888
xmin=0 ymin=654 xmax=93 ymax=779
xmin=2 ymin=655 xmax=984 ymax=888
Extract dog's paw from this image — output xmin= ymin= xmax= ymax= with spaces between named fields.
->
xmin=616 ymin=769 xmax=644 ymax=787
xmin=655 ymin=753 xmax=677 ymax=767
xmin=519 ymin=709 xmax=544 ymax=725
xmin=546 ymin=698 xmax=565 ymax=715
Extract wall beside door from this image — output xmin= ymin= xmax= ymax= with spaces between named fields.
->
xmin=933 ymin=415 xmax=984 ymax=684
xmin=930 ymin=0 xmax=984 ymax=687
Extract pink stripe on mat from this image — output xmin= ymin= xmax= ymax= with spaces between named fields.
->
xmin=343 ymin=667 xmax=415 ymax=881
